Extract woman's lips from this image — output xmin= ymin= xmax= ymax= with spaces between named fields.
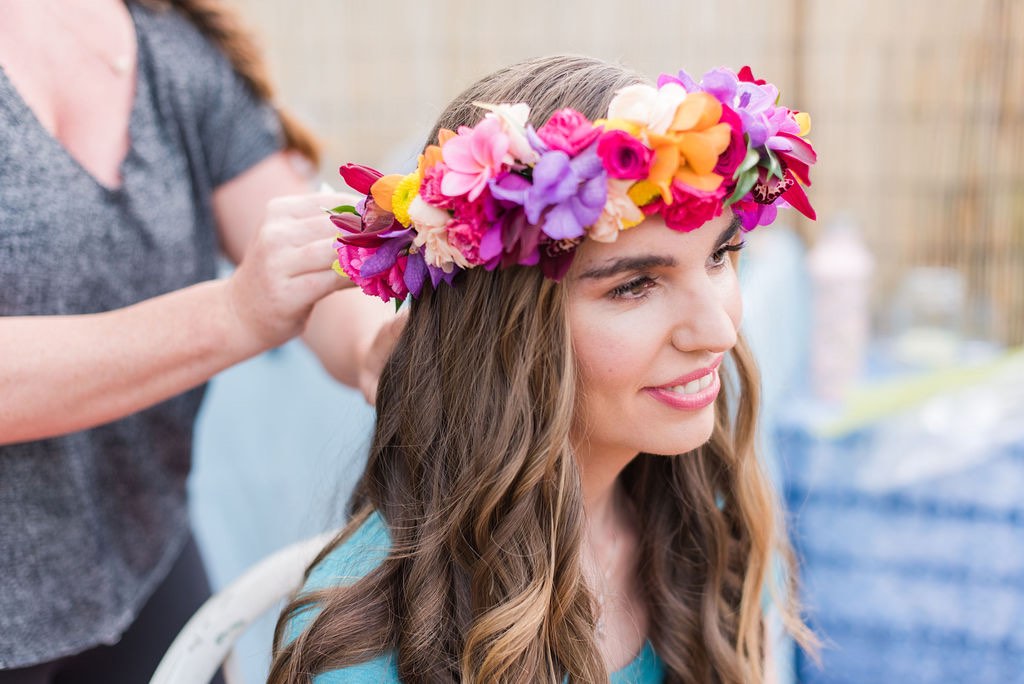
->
xmin=643 ymin=355 xmax=724 ymax=411
xmin=644 ymin=369 xmax=721 ymax=410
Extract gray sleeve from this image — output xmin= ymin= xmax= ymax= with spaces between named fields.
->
xmin=197 ymin=43 xmax=284 ymax=187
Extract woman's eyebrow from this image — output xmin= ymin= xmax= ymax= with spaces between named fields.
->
xmin=715 ymin=215 xmax=742 ymax=248
xmin=578 ymin=255 xmax=677 ymax=280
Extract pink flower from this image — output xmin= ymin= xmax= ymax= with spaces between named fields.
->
xmin=479 ymin=102 xmax=540 ymax=165
xmin=536 ymin=108 xmax=602 ymax=155
xmin=336 ymin=244 xmax=409 ymax=302
xmin=447 ymin=221 xmax=488 ymax=265
xmin=713 ymin=105 xmax=746 ymax=179
xmin=446 ymin=187 xmax=495 ymax=265
xmin=440 ymin=118 xmax=509 ymax=201
xmin=643 ymin=181 xmax=725 ymax=232
xmin=596 ymin=129 xmax=652 ymax=180
xmin=419 ymin=164 xmax=454 ymax=209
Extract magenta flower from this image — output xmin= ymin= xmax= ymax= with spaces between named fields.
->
xmin=440 ymin=118 xmax=509 ymax=201
xmin=446 ymin=186 xmax=497 ymax=265
xmin=732 ymin=198 xmax=777 ymax=231
xmin=336 ymin=243 xmax=410 ymax=303
xmin=535 ymin=108 xmax=602 ymax=156
xmin=713 ymin=106 xmax=746 ymax=178
xmin=596 ymin=129 xmax=652 ymax=180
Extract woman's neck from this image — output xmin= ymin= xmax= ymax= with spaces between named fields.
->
xmin=577 ymin=440 xmax=637 ymax=526
xmin=575 ymin=441 xmax=649 ymax=669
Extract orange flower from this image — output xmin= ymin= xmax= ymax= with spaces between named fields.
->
xmin=645 ymin=92 xmax=732 ymax=203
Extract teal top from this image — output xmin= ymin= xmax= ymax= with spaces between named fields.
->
xmin=285 ymin=512 xmax=666 ymax=683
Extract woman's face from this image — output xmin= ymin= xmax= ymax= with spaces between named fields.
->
xmin=566 ymin=212 xmax=743 ymax=462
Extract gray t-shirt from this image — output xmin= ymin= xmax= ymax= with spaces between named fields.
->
xmin=0 ymin=2 xmax=282 ymax=667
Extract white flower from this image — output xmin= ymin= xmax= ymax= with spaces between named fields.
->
xmin=477 ymin=101 xmax=539 ymax=165
xmin=607 ymin=82 xmax=688 ymax=135
xmin=408 ymin=196 xmax=469 ymax=271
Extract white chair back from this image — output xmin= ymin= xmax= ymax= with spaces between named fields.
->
xmin=150 ymin=530 xmax=336 ymax=684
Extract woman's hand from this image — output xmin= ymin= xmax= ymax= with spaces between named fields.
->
xmin=224 ymin=193 xmax=354 ymax=351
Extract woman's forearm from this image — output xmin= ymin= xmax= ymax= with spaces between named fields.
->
xmin=0 ymin=280 xmax=265 ymax=445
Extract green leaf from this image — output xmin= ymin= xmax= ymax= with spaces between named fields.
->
xmin=766 ymin=149 xmax=784 ymax=180
xmin=734 ymin=147 xmax=760 ymax=178
xmin=328 ymin=204 xmax=359 ymax=215
xmin=725 ymin=168 xmax=758 ymax=206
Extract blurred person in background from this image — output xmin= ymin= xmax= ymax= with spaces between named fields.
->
xmin=0 ymin=0 xmax=395 ymax=681
xmin=272 ymin=55 xmax=819 ymax=683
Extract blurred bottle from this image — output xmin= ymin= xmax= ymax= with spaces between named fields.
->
xmin=807 ymin=215 xmax=875 ymax=402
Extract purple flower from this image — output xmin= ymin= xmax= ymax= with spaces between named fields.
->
xmin=493 ymin=144 xmax=608 ymax=241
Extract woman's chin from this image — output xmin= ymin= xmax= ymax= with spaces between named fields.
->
xmin=639 ymin=419 xmax=716 ymax=457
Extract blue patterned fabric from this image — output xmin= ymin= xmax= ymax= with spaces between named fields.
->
xmin=780 ymin=407 xmax=1024 ymax=683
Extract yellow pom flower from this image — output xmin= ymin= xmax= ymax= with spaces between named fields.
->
xmin=391 ymin=171 xmax=422 ymax=227
xmin=627 ymin=180 xmax=661 ymax=208
xmin=620 ymin=212 xmax=645 ymax=230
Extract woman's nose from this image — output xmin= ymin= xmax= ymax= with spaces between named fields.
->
xmin=669 ymin=282 xmax=739 ymax=354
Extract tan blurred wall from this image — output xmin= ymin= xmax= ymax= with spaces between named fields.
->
xmin=237 ymin=0 xmax=1023 ymax=345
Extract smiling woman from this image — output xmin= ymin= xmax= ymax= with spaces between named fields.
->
xmin=568 ymin=213 xmax=743 ymax=463
xmin=270 ymin=55 xmax=818 ymax=684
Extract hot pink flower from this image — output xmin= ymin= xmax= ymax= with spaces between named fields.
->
xmin=536 ymin=108 xmax=602 ymax=155
xmin=643 ymin=181 xmax=725 ymax=232
xmin=596 ymin=129 xmax=652 ymax=180
xmin=446 ymin=187 xmax=496 ymax=265
xmin=440 ymin=118 xmax=509 ymax=201
xmin=713 ymin=105 xmax=746 ymax=179
xmin=336 ymin=244 xmax=409 ymax=303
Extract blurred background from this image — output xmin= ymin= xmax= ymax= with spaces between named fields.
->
xmin=187 ymin=1 xmax=1024 ymax=682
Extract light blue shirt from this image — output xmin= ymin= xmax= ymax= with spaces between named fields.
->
xmin=286 ymin=512 xmax=665 ymax=683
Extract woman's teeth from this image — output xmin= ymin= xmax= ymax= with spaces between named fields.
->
xmin=666 ymin=371 xmax=714 ymax=395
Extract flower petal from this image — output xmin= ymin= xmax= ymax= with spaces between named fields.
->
xmin=360 ymin=234 xmax=411 ymax=278
xmin=339 ymin=164 xmax=383 ymax=194
xmin=402 ymin=249 xmax=427 ymax=296
xmin=370 ymin=175 xmax=402 ymax=212
xmin=781 ymin=173 xmax=816 ymax=220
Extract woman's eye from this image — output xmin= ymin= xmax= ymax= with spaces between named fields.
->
xmin=609 ymin=275 xmax=657 ymax=299
xmin=710 ymin=240 xmax=746 ymax=269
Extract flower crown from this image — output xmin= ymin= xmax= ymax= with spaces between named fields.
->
xmin=330 ymin=66 xmax=817 ymax=303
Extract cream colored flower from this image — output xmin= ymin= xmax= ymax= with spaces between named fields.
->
xmin=589 ymin=179 xmax=645 ymax=242
xmin=409 ymin=197 xmax=469 ymax=271
xmin=607 ymin=82 xmax=689 ymax=135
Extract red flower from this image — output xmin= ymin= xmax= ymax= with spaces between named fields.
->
xmin=643 ymin=181 xmax=726 ymax=232
xmin=339 ymin=163 xmax=382 ymax=194
xmin=737 ymin=66 xmax=767 ymax=86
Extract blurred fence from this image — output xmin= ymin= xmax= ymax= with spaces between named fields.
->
xmin=237 ymin=0 xmax=1023 ymax=345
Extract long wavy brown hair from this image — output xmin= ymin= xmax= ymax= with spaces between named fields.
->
xmin=270 ymin=55 xmax=814 ymax=684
